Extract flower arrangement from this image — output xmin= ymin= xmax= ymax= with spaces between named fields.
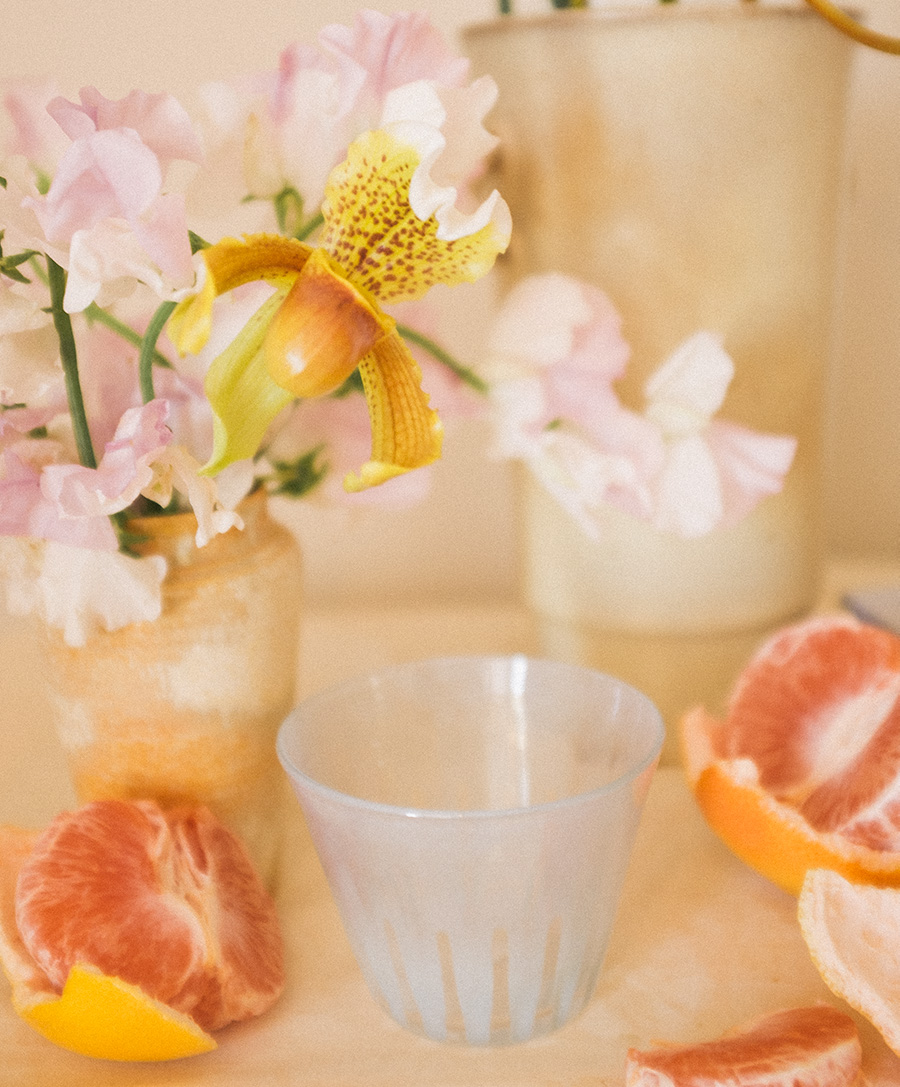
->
xmin=0 ymin=9 xmax=510 ymax=644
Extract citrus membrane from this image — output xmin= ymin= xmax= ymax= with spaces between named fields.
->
xmin=800 ymin=869 xmax=900 ymax=1059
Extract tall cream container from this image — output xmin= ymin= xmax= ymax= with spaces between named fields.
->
xmin=463 ymin=4 xmax=853 ymax=761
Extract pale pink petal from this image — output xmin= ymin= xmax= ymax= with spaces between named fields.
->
xmin=706 ymin=421 xmax=797 ymax=525
xmin=528 ymin=428 xmax=653 ymax=539
xmin=149 ymin=445 xmax=243 ymax=546
xmin=49 ymin=87 xmax=202 ymax=167
xmin=2 ymin=80 xmax=69 ymax=171
xmin=129 ymin=191 xmax=194 ymax=285
xmin=64 ymin=214 xmax=194 ymax=312
xmin=0 ymin=449 xmax=118 ymax=550
xmin=41 ymin=400 xmax=172 ymax=519
xmin=31 ymin=128 xmax=162 ymax=243
xmin=318 ymin=10 xmax=469 ymax=105
xmin=489 ymin=274 xmax=594 ymax=375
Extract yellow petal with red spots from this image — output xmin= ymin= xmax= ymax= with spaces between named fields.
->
xmin=264 ymin=248 xmax=391 ymax=398
xmin=344 ymin=330 xmax=443 ymax=491
xmin=320 ymin=129 xmax=509 ymax=305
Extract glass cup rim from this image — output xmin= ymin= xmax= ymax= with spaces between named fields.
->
xmin=276 ymin=653 xmax=665 ymax=822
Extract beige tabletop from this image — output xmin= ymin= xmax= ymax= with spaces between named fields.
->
xmin=2 ymin=587 xmax=900 ymax=1085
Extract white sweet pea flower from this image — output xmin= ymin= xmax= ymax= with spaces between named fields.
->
xmin=0 ymin=535 xmax=167 ymax=647
xmin=643 ymin=332 xmax=797 ymax=537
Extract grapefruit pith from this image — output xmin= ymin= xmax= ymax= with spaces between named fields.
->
xmin=799 ymin=868 xmax=900 ymax=1060
xmin=0 ymin=799 xmax=284 ymax=1060
xmin=682 ymin=616 xmax=900 ymax=894
xmin=625 ymin=1004 xmax=862 ymax=1087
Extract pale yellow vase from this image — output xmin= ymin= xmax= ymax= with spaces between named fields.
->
xmin=464 ymin=3 xmax=853 ymax=762
xmin=42 ymin=491 xmax=302 ymax=882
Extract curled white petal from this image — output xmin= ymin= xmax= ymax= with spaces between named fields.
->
xmin=25 ymin=541 xmax=167 ymax=647
xmin=652 ymin=433 xmax=724 ymax=538
xmin=644 ymin=331 xmax=734 ymax=436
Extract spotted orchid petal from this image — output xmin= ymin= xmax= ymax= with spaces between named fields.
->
xmin=319 ymin=127 xmax=510 ymax=304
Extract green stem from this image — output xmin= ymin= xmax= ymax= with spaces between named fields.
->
xmin=85 ymin=303 xmax=172 ymax=368
xmin=397 ymin=323 xmax=489 ymax=395
xmin=296 ymin=211 xmax=324 ymax=242
xmin=139 ymin=301 xmax=177 ymax=404
xmin=499 ymin=0 xmax=512 ymax=12
xmin=47 ymin=258 xmax=96 ymax=469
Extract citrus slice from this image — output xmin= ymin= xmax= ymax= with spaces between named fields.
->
xmin=681 ymin=616 xmax=900 ymax=893
xmin=1 ymin=799 xmax=284 ymax=1059
xmin=18 ymin=963 xmax=216 ymax=1061
xmin=799 ymin=869 xmax=900 ymax=1058
xmin=625 ymin=1004 xmax=862 ymax=1087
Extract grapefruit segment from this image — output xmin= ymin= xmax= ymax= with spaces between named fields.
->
xmin=625 ymin=1004 xmax=862 ymax=1087
xmin=0 ymin=799 xmax=284 ymax=1060
xmin=683 ymin=707 xmax=900 ymax=895
xmin=14 ymin=799 xmax=284 ymax=1033
xmin=799 ymin=869 xmax=900 ymax=1059
xmin=682 ymin=616 xmax=900 ymax=892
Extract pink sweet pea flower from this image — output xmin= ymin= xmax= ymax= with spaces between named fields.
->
xmin=0 ymin=445 xmax=118 ymax=550
xmin=41 ymin=399 xmax=173 ymax=521
xmin=318 ymin=10 xmax=469 ymax=111
xmin=25 ymin=88 xmax=202 ymax=311
xmin=1 ymin=79 xmax=69 ymax=175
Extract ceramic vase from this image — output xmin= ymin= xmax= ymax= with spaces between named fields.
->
xmin=463 ymin=3 xmax=853 ymax=761
xmin=42 ymin=490 xmax=303 ymax=883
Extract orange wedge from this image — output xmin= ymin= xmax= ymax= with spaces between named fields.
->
xmin=15 ymin=963 xmax=216 ymax=1061
xmin=1 ymin=800 xmax=284 ymax=1060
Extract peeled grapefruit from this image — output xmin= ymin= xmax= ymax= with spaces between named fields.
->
xmin=799 ymin=868 xmax=900 ymax=1059
xmin=0 ymin=799 xmax=284 ymax=1060
xmin=682 ymin=616 xmax=900 ymax=894
xmin=625 ymin=1004 xmax=862 ymax=1087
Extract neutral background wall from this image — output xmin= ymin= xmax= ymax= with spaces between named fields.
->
xmin=3 ymin=0 xmax=900 ymax=604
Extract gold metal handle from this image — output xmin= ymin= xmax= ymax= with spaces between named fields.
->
xmin=804 ymin=0 xmax=900 ymax=54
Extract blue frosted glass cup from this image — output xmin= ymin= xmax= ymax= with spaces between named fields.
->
xmin=277 ymin=655 xmax=663 ymax=1045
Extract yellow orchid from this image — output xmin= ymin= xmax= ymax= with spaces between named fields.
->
xmin=170 ymin=125 xmax=511 ymax=492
